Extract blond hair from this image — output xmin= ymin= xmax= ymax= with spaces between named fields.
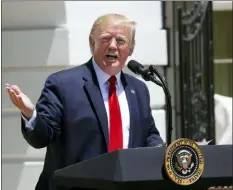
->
xmin=89 ymin=13 xmax=137 ymax=48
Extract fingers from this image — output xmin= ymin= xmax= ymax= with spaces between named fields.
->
xmin=5 ymin=84 xmax=34 ymax=117
xmin=11 ymin=85 xmax=22 ymax=95
xmin=6 ymin=84 xmax=21 ymax=95
xmin=6 ymin=86 xmax=18 ymax=104
xmin=5 ymin=84 xmax=22 ymax=108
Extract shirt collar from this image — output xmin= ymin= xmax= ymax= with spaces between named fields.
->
xmin=92 ymin=57 xmax=121 ymax=87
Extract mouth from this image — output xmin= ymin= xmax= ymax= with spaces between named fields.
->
xmin=105 ymin=54 xmax=118 ymax=61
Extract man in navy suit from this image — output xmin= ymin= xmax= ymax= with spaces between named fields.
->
xmin=6 ymin=13 xmax=163 ymax=190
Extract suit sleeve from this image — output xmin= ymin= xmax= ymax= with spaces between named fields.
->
xmin=143 ymin=84 xmax=164 ymax=147
xmin=21 ymin=74 xmax=64 ymax=149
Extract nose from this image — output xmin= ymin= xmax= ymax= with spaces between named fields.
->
xmin=109 ymin=38 xmax=117 ymax=49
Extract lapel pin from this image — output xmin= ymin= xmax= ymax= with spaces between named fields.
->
xmin=131 ymin=89 xmax=135 ymax=94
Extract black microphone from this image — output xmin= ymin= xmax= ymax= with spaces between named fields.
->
xmin=127 ymin=60 xmax=162 ymax=87
xmin=127 ymin=60 xmax=172 ymax=145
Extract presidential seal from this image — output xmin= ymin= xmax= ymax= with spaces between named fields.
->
xmin=164 ymin=138 xmax=204 ymax=186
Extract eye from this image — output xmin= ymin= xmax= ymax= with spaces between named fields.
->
xmin=101 ymin=37 xmax=111 ymax=42
xmin=117 ymin=38 xmax=126 ymax=44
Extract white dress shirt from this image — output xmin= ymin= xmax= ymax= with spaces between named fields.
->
xmin=23 ymin=58 xmax=130 ymax=148
xmin=92 ymin=58 xmax=130 ymax=149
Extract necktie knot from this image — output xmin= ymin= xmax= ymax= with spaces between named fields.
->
xmin=108 ymin=76 xmax=117 ymax=86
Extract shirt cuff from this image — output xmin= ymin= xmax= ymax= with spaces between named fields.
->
xmin=21 ymin=109 xmax=37 ymax=131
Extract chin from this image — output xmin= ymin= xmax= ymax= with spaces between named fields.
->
xmin=104 ymin=60 xmax=120 ymax=66
xmin=105 ymin=66 xmax=122 ymax=75
xmin=106 ymin=70 xmax=121 ymax=76
xmin=102 ymin=60 xmax=125 ymax=75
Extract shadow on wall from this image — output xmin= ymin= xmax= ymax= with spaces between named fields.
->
xmin=2 ymin=1 xmax=67 ymax=29
xmin=2 ymin=2 xmax=68 ymax=190
xmin=2 ymin=1 xmax=69 ymax=68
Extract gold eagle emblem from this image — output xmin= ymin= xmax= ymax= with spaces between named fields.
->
xmin=176 ymin=150 xmax=194 ymax=174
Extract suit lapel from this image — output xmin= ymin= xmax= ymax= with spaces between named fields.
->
xmin=122 ymin=74 xmax=140 ymax=148
xmin=83 ymin=60 xmax=109 ymax=148
xmin=82 ymin=60 xmax=140 ymax=149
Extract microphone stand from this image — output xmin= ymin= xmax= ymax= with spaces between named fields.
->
xmin=148 ymin=66 xmax=172 ymax=146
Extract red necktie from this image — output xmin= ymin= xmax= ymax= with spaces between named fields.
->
xmin=108 ymin=76 xmax=123 ymax=152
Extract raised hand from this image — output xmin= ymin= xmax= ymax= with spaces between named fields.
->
xmin=5 ymin=84 xmax=35 ymax=119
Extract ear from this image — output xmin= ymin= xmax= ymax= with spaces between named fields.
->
xmin=129 ymin=49 xmax=134 ymax=56
xmin=128 ymin=40 xmax=135 ymax=56
xmin=129 ymin=46 xmax=134 ymax=56
xmin=89 ymin=36 xmax=95 ymax=55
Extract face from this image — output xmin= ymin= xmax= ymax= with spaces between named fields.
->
xmin=90 ymin=19 xmax=134 ymax=75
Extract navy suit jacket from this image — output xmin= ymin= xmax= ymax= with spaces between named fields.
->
xmin=21 ymin=58 xmax=163 ymax=190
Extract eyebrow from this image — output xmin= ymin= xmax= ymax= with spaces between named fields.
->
xmin=100 ymin=33 xmax=127 ymax=40
xmin=100 ymin=34 xmax=111 ymax=38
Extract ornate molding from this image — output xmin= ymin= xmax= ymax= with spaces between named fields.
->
xmin=180 ymin=1 xmax=209 ymax=42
